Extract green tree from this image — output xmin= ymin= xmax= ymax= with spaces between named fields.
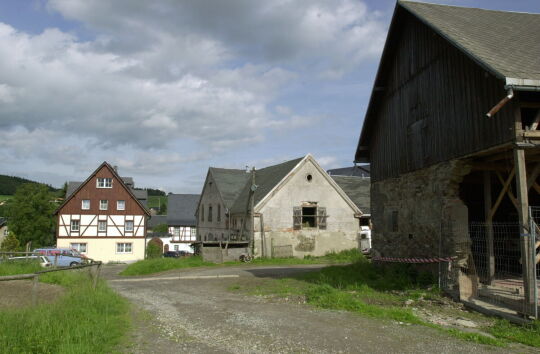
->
xmin=152 ymin=223 xmax=169 ymax=233
xmin=6 ymin=184 xmax=56 ymax=248
xmin=0 ymin=232 xmax=20 ymax=251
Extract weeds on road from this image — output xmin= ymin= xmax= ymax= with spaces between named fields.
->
xmin=0 ymin=264 xmax=130 ymax=353
xmin=121 ymin=249 xmax=362 ymax=276
xmin=232 ymin=256 xmax=540 ymax=348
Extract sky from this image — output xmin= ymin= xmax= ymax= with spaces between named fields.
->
xmin=1 ymin=0 xmax=540 ymax=193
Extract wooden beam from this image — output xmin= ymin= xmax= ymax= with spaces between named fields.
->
xmin=489 ymin=168 xmax=515 ymax=220
xmin=484 ymin=171 xmax=495 ymax=283
xmin=527 ymin=162 xmax=540 ymax=189
xmin=523 ymin=131 xmax=540 ymax=139
xmin=495 ymin=171 xmax=519 ymax=211
xmin=513 ymin=147 xmax=536 ymax=314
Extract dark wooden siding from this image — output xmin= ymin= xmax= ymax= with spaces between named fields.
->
xmin=368 ymin=11 xmax=517 ymax=182
xmin=59 ymin=166 xmax=145 ymax=215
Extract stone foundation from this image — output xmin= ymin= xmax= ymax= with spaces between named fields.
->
xmin=371 ymin=160 xmax=472 ymax=260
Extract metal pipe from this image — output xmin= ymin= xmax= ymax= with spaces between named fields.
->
xmin=486 ymin=88 xmax=514 ymax=118
xmin=505 ymin=85 xmax=540 ymax=92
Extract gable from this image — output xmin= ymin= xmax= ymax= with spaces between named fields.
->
xmin=56 ymin=163 xmax=148 ymax=216
xmin=254 ymin=156 xmax=361 ymax=215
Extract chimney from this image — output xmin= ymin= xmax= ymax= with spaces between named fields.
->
xmin=113 ymin=165 xmax=118 ymax=173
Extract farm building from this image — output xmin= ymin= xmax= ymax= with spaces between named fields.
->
xmin=196 ymin=155 xmax=370 ymax=261
xmin=146 ymin=194 xmax=198 ymax=254
xmin=355 ymin=1 xmax=540 ymax=317
xmin=55 ymin=162 xmax=150 ymax=263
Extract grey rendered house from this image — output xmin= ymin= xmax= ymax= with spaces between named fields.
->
xmin=196 ymin=155 xmax=370 ymax=259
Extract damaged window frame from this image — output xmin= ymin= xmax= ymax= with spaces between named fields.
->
xmin=293 ymin=203 xmax=327 ymax=230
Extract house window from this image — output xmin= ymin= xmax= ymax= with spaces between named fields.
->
xmin=100 ymin=200 xmax=108 ymax=210
xmin=208 ymin=204 xmax=213 ymax=222
xmin=70 ymin=220 xmax=80 ymax=232
xmin=391 ymin=211 xmax=399 ymax=232
xmin=174 ymin=227 xmax=180 ymax=236
xmin=293 ymin=205 xmax=327 ymax=230
xmin=201 ymin=204 xmax=204 ymax=222
xmin=98 ymin=220 xmax=107 ymax=232
xmin=125 ymin=221 xmax=134 ymax=232
xmin=71 ymin=243 xmax=87 ymax=253
xmin=217 ymin=204 xmax=221 ymax=222
xmin=116 ymin=243 xmax=132 ymax=254
xmin=117 ymin=200 xmax=125 ymax=210
xmin=96 ymin=178 xmax=112 ymax=188
xmin=174 ymin=245 xmax=179 ymax=251
xmin=81 ymin=200 xmax=90 ymax=210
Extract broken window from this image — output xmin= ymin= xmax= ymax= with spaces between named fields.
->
xmin=201 ymin=204 xmax=204 ymax=222
xmin=293 ymin=205 xmax=326 ymax=230
xmin=217 ymin=204 xmax=221 ymax=222
xmin=208 ymin=204 xmax=213 ymax=222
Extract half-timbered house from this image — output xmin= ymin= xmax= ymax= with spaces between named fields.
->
xmin=355 ymin=1 xmax=540 ymax=315
xmin=55 ymin=162 xmax=150 ymax=262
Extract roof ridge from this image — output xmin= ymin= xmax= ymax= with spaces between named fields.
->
xmin=399 ymin=0 xmax=540 ymax=16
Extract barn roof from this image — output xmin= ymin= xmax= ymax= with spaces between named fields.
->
xmin=229 ymin=157 xmax=304 ymax=214
xmin=167 ymin=194 xmax=199 ymax=226
xmin=208 ymin=168 xmax=251 ymax=209
xmin=330 ymin=176 xmax=371 ymax=214
xmin=401 ymin=1 xmax=540 ymax=83
xmin=355 ymin=1 xmax=540 ymax=162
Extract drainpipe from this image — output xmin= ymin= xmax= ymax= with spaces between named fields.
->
xmin=486 ymin=88 xmax=514 ymax=118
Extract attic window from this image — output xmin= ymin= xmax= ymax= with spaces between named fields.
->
xmin=302 ymin=207 xmax=316 ymax=227
xmin=97 ymin=178 xmax=112 ymax=188
xmin=306 ymin=174 xmax=313 ymax=182
xmin=293 ymin=205 xmax=327 ymax=230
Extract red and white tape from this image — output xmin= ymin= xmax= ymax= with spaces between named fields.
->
xmin=372 ymin=256 xmax=455 ymax=263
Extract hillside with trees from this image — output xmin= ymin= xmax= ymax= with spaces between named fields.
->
xmin=0 ymin=175 xmax=59 ymax=195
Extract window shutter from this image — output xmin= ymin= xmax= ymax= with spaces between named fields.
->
xmin=318 ymin=207 xmax=327 ymax=230
xmin=293 ymin=207 xmax=301 ymax=230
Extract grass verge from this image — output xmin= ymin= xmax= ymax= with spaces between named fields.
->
xmin=0 ymin=263 xmax=130 ymax=353
xmin=231 ymin=256 xmax=539 ymax=348
xmin=120 ymin=249 xmax=363 ymax=276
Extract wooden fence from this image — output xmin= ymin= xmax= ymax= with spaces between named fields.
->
xmin=0 ymin=258 xmax=102 ymax=306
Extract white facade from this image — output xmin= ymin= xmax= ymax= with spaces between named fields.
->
xmin=57 ymin=214 xmax=146 ymax=237
xmin=57 ymin=237 xmax=145 ymax=263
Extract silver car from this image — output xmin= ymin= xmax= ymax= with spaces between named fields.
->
xmin=8 ymin=255 xmax=52 ymax=268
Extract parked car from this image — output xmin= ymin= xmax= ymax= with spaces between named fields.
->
xmin=7 ymin=255 xmax=52 ymax=268
xmin=163 ymin=251 xmax=181 ymax=258
xmin=34 ymin=248 xmax=86 ymax=267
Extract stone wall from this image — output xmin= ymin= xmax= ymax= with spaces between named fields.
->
xmin=371 ymin=159 xmax=472 ymax=260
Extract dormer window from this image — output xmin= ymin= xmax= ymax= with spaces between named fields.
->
xmin=97 ymin=178 xmax=112 ymax=188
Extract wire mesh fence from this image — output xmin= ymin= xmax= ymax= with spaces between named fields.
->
xmin=438 ymin=215 xmax=539 ymax=319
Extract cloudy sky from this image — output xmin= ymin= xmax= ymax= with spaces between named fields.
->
xmin=1 ymin=0 xmax=539 ymax=193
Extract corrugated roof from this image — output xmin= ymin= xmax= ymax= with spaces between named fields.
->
xmin=331 ymin=176 xmax=371 ymax=214
xmin=209 ymin=168 xmax=251 ymax=209
xmin=167 ymin=194 xmax=199 ymax=226
xmin=400 ymin=1 xmax=540 ymax=82
xmin=229 ymin=157 xmax=304 ymax=214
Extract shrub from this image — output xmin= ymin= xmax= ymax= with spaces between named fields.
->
xmin=146 ymin=242 xmax=162 ymax=259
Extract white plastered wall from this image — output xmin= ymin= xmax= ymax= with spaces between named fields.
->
xmin=57 ymin=237 xmax=145 ymax=263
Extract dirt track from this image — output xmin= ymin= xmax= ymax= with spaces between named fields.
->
xmin=103 ymin=264 xmax=531 ymax=353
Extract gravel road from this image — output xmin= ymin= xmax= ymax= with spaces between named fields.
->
xmin=103 ymin=264 xmax=531 ymax=354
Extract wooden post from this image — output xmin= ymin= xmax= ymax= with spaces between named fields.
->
xmin=32 ymin=274 xmax=39 ymax=306
xmin=484 ymin=171 xmax=495 ymax=283
xmin=514 ymin=147 xmax=535 ymax=314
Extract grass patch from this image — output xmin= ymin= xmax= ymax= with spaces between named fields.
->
xmin=0 ymin=195 xmax=12 ymax=201
xmin=121 ymin=255 xmax=217 ymax=276
xmin=147 ymin=195 xmax=167 ymax=209
xmin=0 ymin=264 xmax=130 ymax=353
xmin=121 ymin=249 xmax=363 ymax=276
xmin=488 ymin=319 xmax=540 ymax=347
xmin=0 ymin=260 xmax=42 ymax=276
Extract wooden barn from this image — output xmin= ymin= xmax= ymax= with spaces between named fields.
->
xmin=355 ymin=1 xmax=540 ymax=316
